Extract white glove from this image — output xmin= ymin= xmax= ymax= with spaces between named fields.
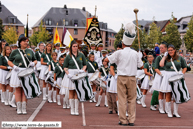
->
xmin=29 ymin=62 xmax=35 ymax=67
xmin=53 ymin=67 xmax=55 ymax=71
xmin=54 ymin=81 xmax=57 ymax=86
xmin=95 ymin=69 xmax=99 ymax=72
xmin=7 ymin=66 xmax=12 ymax=70
xmin=67 ymin=74 xmax=73 ymax=79
xmin=49 ymin=71 xmax=53 ymax=75
xmin=13 ymin=65 xmax=19 ymax=71
xmin=78 ymin=69 xmax=84 ymax=73
xmin=47 ymin=62 xmax=49 ymax=66
xmin=164 ymin=52 xmax=168 ymax=57
xmin=114 ymin=74 xmax=118 ymax=80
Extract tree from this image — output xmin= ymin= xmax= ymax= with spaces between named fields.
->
xmin=114 ymin=24 xmax=124 ymax=49
xmin=132 ymin=27 xmax=148 ymax=50
xmin=0 ymin=18 xmax=4 ymax=40
xmin=2 ymin=26 xmax=18 ymax=44
xmin=147 ymin=22 xmax=160 ymax=49
xmin=30 ymin=21 xmax=51 ymax=46
xmin=163 ymin=13 xmax=181 ymax=50
xmin=184 ymin=15 xmax=193 ymax=52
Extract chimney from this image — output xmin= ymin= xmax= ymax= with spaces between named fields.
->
xmin=64 ymin=4 xmax=67 ymax=9
xmin=82 ymin=7 xmax=86 ymax=11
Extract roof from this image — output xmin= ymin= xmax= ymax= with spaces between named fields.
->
xmin=32 ymin=6 xmax=116 ymax=32
xmin=0 ymin=4 xmax=24 ymax=26
xmin=177 ymin=15 xmax=192 ymax=33
xmin=144 ymin=20 xmax=169 ymax=31
xmin=133 ymin=19 xmax=152 ymax=27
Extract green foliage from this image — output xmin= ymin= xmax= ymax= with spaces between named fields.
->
xmin=146 ymin=22 xmax=160 ymax=49
xmin=30 ymin=21 xmax=51 ymax=46
xmin=2 ymin=26 xmax=18 ymax=44
xmin=132 ymin=27 xmax=148 ymax=50
xmin=0 ymin=18 xmax=4 ymax=40
xmin=114 ymin=24 xmax=124 ymax=49
xmin=184 ymin=15 xmax=193 ymax=52
xmin=163 ymin=14 xmax=181 ymax=50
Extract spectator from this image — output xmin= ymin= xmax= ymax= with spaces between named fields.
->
xmin=154 ymin=43 xmax=160 ymax=56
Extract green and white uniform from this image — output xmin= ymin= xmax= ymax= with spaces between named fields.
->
xmin=39 ymin=53 xmax=52 ymax=80
xmin=141 ymin=62 xmax=155 ymax=90
xmin=0 ymin=55 xmax=10 ymax=85
xmin=9 ymin=49 xmax=37 ymax=88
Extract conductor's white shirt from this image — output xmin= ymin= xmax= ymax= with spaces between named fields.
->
xmin=107 ymin=47 xmax=143 ymax=76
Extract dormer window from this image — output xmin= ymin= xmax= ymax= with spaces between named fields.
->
xmin=65 ymin=21 xmax=68 ymax=26
xmin=9 ymin=17 xmax=16 ymax=24
xmin=45 ymin=19 xmax=52 ymax=25
xmin=74 ymin=20 xmax=78 ymax=27
xmin=66 ymin=10 xmax=68 ymax=15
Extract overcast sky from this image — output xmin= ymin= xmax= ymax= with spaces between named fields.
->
xmin=2 ymin=0 xmax=193 ymax=32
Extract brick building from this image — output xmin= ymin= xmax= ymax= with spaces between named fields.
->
xmin=0 ymin=2 xmax=24 ymax=37
xmin=32 ymin=5 xmax=116 ymax=50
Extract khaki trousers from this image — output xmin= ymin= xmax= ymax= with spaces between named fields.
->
xmin=107 ymin=92 xmax=117 ymax=112
xmin=117 ymin=76 xmax=137 ymax=124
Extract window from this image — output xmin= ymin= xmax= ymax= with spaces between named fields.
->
xmin=74 ymin=20 xmax=78 ymax=27
xmin=66 ymin=10 xmax=68 ymax=15
xmin=74 ymin=29 xmax=78 ymax=35
xmin=9 ymin=17 xmax=16 ymax=24
xmin=45 ymin=19 xmax=52 ymax=25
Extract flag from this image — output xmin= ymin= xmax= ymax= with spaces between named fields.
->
xmin=86 ymin=18 xmax=93 ymax=31
xmin=54 ymin=28 xmax=61 ymax=45
xmin=62 ymin=27 xmax=73 ymax=47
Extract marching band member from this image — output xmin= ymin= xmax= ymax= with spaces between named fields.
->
xmin=0 ymin=46 xmax=12 ymax=105
xmin=35 ymin=42 xmax=45 ymax=78
xmin=151 ymin=42 xmax=168 ymax=113
xmin=108 ymin=62 xmax=118 ymax=114
xmin=159 ymin=45 xmax=188 ymax=118
xmin=47 ymin=52 xmax=58 ymax=103
xmin=0 ymin=39 xmax=6 ymax=102
xmin=57 ymin=47 xmax=66 ymax=60
xmin=96 ymin=58 xmax=109 ymax=107
xmin=95 ymin=43 xmax=104 ymax=68
xmin=105 ymin=22 xmax=143 ymax=126
xmin=8 ymin=35 xmax=37 ymax=114
xmin=87 ymin=53 xmax=99 ymax=102
xmin=62 ymin=40 xmax=87 ymax=115
xmin=141 ymin=52 xmax=155 ymax=108
xmin=65 ymin=46 xmax=69 ymax=55
xmin=54 ymin=43 xmax=61 ymax=54
xmin=39 ymin=43 xmax=52 ymax=101
xmin=55 ymin=54 xmax=69 ymax=108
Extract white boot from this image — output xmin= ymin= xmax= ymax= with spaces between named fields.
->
xmin=95 ymin=95 xmax=102 ymax=107
xmin=63 ymin=97 xmax=67 ymax=109
xmin=92 ymin=92 xmax=97 ymax=102
xmin=48 ymin=90 xmax=53 ymax=103
xmin=173 ymin=102 xmax=181 ymax=118
xmin=22 ymin=101 xmax=27 ymax=114
xmin=1 ymin=91 xmax=4 ymax=103
xmin=57 ymin=95 xmax=61 ymax=105
xmin=166 ymin=102 xmax=173 ymax=118
xmin=159 ymin=99 xmax=165 ymax=114
xmin=104 ymin=95 xmax=108 ymax=107
xmin=165 ymin=100 xmax=168 ymax=114
xmin=66 ymin=99 xmax=70 ymax=109
xmin=2 ymin=92 xmax=8 ymax=105
xmin=150 ymin=105 xmax=157 ymax=111
xmin=53 ymin=90 xmax=56 ymax=103
xmin=69 ymin=99 xmax=75 ymax=115
xmin=43 ymin=88 xmax=47 ymax=101
xmin=10 ymin=95 xmax=16 ymax=108
xmin=137 ymin=99 xmax=142 ymax=104
xmin=89 ymin=99 xmax=93 ymax=103
xmin=75 ymin=99 xmax=79 ymax=115
xmin=17 ymin=102 xmax=22 ymax=115
xmin=141 ymin=95 xmax=146 ymax=108
xmin=8 ymin=92 xmax=13 ymax=105
xmin=117 ymin=101 xmax=119 ymax=116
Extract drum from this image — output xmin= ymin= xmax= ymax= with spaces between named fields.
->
xmin=137 ymin=73 xmax=145 ymax=81
xmin=44 ymin=68 xmax=49 ymax=75
xmin=89 ymin=71 xmax=99 ymax=82
xmin=168 ymin=74 xmax=184 ymax=82
xmin=6 ymin=70 xmax=12 ymax=80
xmin=71 ymin=73 xmax=87 ymax=81
xmin=18 ymin=68 xmax=34 ymax=78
